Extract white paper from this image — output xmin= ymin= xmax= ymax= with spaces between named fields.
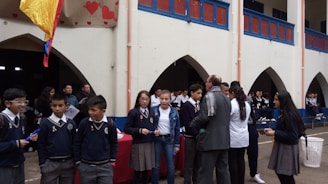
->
xmin=65 ymin=105 xmax=80 ymax=119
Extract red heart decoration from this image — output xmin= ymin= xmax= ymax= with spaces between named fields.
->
xmin=60 ymin=20 xmax=65 ymax=24
xmin=87 ymin=21 xmax=91 ymax=25
xmin=12 ymin=13 xmax=18 ymax=18
xmin=85 ymin=1 xmax=99 ymax=15
xmin=102 ymin=6 xmax=115 ymax=20
xmin=104 ymin=21 xmax=108 ymax=25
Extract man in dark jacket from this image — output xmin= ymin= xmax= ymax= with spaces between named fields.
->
xmin=190 ymin=75 xmax=231 ymax=184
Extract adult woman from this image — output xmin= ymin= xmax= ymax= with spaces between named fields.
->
xmin=264 ymin=90 xmax=305 ymax=184
xmin=228 ymin=85 xmax=250 ymax=184
xmin=124 ymin=90 xmax=158 ymax=184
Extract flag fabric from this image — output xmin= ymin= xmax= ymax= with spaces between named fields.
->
xmin=20 ymin=0 xmax=64 ymax=67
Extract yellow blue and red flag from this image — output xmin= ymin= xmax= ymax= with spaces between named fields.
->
xmin=20 ymin=0 xmax=64 ymax=67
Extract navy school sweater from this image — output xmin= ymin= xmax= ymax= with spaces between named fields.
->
xmin=0 ymin=113 xmax=26 ymax=167
xmin=37 ymin=117 xmax=76 ymax=165
xmin=74 ymin=117 xmax=118 ymax=163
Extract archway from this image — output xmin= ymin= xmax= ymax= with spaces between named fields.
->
xmin=150 ymin=55 xmax=208 ymax=93
xmin=248 ymin=67 xmax=286 ymax=106
xmin=0 ymin=34 xmax=93 ymax=103
xmin=306 ymin=72 xmax=328 ymax=107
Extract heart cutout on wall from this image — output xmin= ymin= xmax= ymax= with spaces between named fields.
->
xmin=102 ymin=5 xmax=115 ymax=20
xmin=85 ymin=1 xmax=99 ymax=15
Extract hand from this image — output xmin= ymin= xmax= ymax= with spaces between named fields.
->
xmin=264 ymin=128 xmax=274 ymax=136
xmin=110 ymin=162 xmax=116 ymax=167
xmin=174 ymin=147 xmax=180 ymax=154
xmin=141 ymin=128 xmax=149 ymax=135
xmin=19 ymin=139 xmax=29 ymax=148
xmin=154 ymin=130 xmax=160 ymax=136
xmin=30 ymin=133 xmax=38 ymax=142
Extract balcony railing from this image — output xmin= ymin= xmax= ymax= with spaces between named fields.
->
xmin=244 ymin=8 xmax=294 ymax=45
xmin=305 ymin=28 xmax=328 ymax=53
xmin=138 ymin=0 xmax=229 ymax=30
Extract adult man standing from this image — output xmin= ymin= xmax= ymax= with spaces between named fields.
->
xmin=190 ymin=75 xmax=231 ymax=184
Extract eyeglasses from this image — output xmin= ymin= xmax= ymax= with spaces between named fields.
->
xmin=9 ymin=100 xmax=29 ymax=105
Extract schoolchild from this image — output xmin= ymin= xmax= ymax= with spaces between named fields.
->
xmin=180 ymin=84 xmax=203 ymax=184
xmin=37 ymin=92 xmax=76 ymax=184
xmin=124 ymin=90 xmax=159 ymax=184
xmin=74 ymin=95 xmax=118 ymax=184
xmin=152 ymin=89 xmax=181 ymax=184
xmin=0 ymin=88 xmax=37 ymax=184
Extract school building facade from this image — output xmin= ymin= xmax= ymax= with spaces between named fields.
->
xmin=1 ymin=0 xmax=328 ymax=128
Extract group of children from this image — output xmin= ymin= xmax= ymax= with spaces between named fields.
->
xmin=0 ymin=88 xmax=117 ymax=184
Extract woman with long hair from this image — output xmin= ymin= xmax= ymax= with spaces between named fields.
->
xmin=228 ymin=85 xmax=251 ymax=184
xmin=264 ymin=90 xmax=305 ymax=184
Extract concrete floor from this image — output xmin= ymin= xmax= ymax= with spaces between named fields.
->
xmin=25 ymin=125 xmax=328 ymax=184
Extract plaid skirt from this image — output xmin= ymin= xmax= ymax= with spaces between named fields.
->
xmin=268 ymin=141 xmax=300 ymax=175
xmin=129 ymin=142 xmax=155 ymax=171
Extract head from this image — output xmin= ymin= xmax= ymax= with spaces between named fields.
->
xmin=230 ymin=80 xmax=240 ymax=88
xmin=160 ymin=89 xmax=171 ymax=109
xmin=229 ymin=85 xmax=247 ymax=120
xmin=81 ymin=84 xmax=91 ymax=94
xmin=255 ymin=90 xmax=262 ymax=97
xmin=41 ymin=86 xmax=55 ymax=98
xmin=220 ymin=82 xmax=229 ymax=96
xmin=205 ymin=75 xmax=222 ymax=91
xmin=50 ymin=93 xmax=68 ymax=118
xmin=134 ymin=90 xmax=151 ymax=109
xmin=189 ymin=84 xmax=203 ymax=102
xmin=3 ymin=88 xmax=28 ymax=114
xmin=63 ymin=84 xmax=73 ymax=95
xmin=273 ymin=90 xmax=295 ymax=110
xmin=87 ymin=95 xmax=107 ymax=121
xmin=181 ymin=89 xmax=188 ymax=96
xmin=154 ymin=88 xmax=162 ymax=97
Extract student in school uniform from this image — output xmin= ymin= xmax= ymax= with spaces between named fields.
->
xmin=74 ymin=95 xmax=118 ymax=184
xmin=0 ymin=88 xmax=37 ymax=184
xmin=180 ymin=84 xmax=203 ymax=184
xmin=124 ymin=90 xmax=159 ymax=184
xmin=37 ymin=93 xmax=76 ymax=184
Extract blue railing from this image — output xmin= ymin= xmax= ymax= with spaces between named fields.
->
xmin=305 ymin=28 xmax=328 ymax=53
xmin=244 ymin=8 xmax=294 ymax=45
xmin=138 ymin=0 xmax=229 ymax=30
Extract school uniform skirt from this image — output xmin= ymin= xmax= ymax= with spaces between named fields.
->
xmin=129 ymin=142 xmax=155 ymax=171
xmin=268 ymin=141 xmax=300 ymax=176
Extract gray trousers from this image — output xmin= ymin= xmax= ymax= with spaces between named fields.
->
xmin=40 ymin=159 xmax=74 ymax=184
xmin=78 ymin=162 xmax=113 ymax=184
xmin=197 ymin=150 xmax=231 ymax=184
xmin=0 ymin=164 xmax=24 ymax=184
xmin=183 ymin=137 xmax=200 ymax=184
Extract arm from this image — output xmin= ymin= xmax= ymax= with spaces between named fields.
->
xmin=109 ymin=121 xmax=118 ymax=162
xmin=73 ymin=120 xmax=85 ymax=163
xmin=37 ymin=119 xmax=47 ymax=165
xmin=123 ymin=110 xmax=140 ymax=135
xmin=190 ymin=97 xmax=210 ymax=129
xmin=174 ymin=111 xmax=180 ymax=147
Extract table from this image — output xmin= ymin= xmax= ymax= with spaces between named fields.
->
xmin=74 ymin=133 xmax=134 ymax=184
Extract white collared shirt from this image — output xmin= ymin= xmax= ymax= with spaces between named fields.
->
xmin=49 ymin=113 xmax=67 ymax=123
xmin=89 ymin=115 xmax=108 ymax=123
xmin=2 ymin=108 xmax=20 ymax=121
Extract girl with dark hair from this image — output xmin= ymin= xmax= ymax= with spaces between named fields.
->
xmin=124 ymin=90 xmax=158 ymax=184
xmin=36 ymin=86 xmax=55 ymax=117
xmin=228 ymin=85 xmax=251 ymax=184
xmin=264 ymin=90 xmax=305 ymax=184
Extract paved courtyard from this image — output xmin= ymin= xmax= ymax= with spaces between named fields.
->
xmin=25 ymin=125 xmax=328 ymax=184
